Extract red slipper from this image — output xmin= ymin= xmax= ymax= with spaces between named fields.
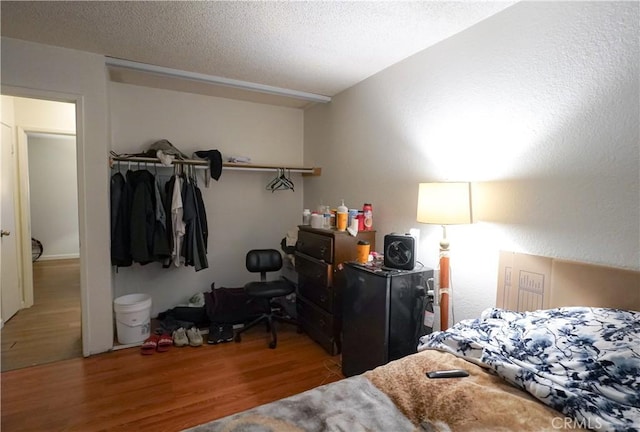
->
xmin=156 ymin=333 xmax=172 ymax=353
xmin=141 ymin=334 xmax=159 ymax=355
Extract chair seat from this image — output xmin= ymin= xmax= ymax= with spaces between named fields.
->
xmin=245 ymin=279 xmax=295 ymax=299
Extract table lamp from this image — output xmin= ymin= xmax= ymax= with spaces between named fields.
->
xmin=417 ymin=182 xmax=472 ymax=331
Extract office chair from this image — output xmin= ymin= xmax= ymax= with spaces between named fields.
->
xmin=234 ymin=249 xmax=297 ymax=349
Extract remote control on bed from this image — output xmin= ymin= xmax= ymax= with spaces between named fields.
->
xmin=426 ymin=369 xmax=469 ymax=379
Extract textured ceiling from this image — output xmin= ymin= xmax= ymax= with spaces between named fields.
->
xmin=1 ymin=1 xmax=515 ymax=101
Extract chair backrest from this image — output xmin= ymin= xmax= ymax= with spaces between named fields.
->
xmin=246 ymin=249 xmax=283 ymax=281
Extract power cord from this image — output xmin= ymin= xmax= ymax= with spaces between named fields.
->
xmin=320 ymin=358 xmax=343 ymax=385
xmin=426 ymin=265 xmax=456 ymax=330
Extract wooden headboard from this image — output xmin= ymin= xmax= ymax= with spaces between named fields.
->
xmin=496 ymin=251 xmax=640 ymax=312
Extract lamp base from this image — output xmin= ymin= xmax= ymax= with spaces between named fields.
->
xmin=439 ymin=255 xmax=450 ymax=331
xmin=438 ymin=224 xmax=451 ymax=331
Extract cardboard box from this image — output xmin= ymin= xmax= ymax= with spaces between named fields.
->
xmin=497 ymin=251 xmax=640 ymax=312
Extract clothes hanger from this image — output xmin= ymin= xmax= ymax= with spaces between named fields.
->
xmin=282 ymin=168 xmax=294 ymax=191
xmin=190 ymin=165 xmax=197 ymax=185
xmin=265 ymin=169 xmax=283 ymax=191
xmin=273 ymin=168 xmax=294 ymax=192
xmin=204 ymin=166 xmax=210 ymax=188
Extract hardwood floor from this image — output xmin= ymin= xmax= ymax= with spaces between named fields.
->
xmin=1 ymin=259 xmax=82 ymax=372
xmin=1 ymin=258 xmax=344 ymax=431
xmin=1 ymin=325 xmax=343 ymax=432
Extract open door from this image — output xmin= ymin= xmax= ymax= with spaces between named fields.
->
xmin=1 ymin=116 xmax=22 ymax=324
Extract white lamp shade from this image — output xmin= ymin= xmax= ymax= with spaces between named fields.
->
xmin=417 ymin=182 xmax=472 ymax=225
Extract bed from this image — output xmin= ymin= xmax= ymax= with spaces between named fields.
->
xmin=184 ymin=252 xmax=640 ymax=432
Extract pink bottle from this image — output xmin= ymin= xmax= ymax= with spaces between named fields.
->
xmin=363 ymin=203 xmax=373 ymax=231
xmin=357 ymin=212 xmax=364 ymax=232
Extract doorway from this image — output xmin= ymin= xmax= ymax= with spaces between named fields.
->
xmin=0 ymin=96 xmax=81 ymax=371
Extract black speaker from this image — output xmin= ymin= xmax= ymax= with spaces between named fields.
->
xmin=383 ymin=234 xmax=416 ymax=270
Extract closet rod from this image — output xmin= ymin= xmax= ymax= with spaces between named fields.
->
xmin=109 ymin=156 xmax=321 ymax=176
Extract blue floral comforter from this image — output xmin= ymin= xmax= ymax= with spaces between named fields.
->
xmin=418 ymin=307 xmax=640 ymax=431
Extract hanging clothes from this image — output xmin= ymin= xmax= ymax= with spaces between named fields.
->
xmin=110 ymin=170 xmax=132 ymax=267
xmin=110 ymin=164 xmax=209 ymax=273
xmin=163 ymin=175 xmax=175 ymax=268
xmin=127 ymin=169 xmax=157 ymax=264
xmin=180 ymin=175 xmax=208 ymax=271
xmin=171 ymin=175 xmax=186 ymax=267
xmin=194 ymin=182 xmax=208 ymax=251
xmin=181 ymin=175 xmax=196 ymax=267
xmin=152 ymin=179 xmax=170 ymax=262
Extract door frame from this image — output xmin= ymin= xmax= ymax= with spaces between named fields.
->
xmin=2 ymin=86 xmax=89 ymax=357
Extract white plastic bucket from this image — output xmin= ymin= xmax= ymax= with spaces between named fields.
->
xmin=113 ymin=294 xmax=152 ymax=344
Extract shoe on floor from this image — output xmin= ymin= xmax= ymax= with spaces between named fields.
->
xmin=141 ymin=334 xmax=159 ymax=355
xmin=186 ymin=327 xmax=203 ymax=347
xmin=172 ymin=327 xmax=189 ymax=347
xmin=220 ymin=324 xmax=234 ymax=342
xmin=207 ymin=324 xmax=234 ymax=344
xmin=156 ymin=333 xmax=173 ymax=352
xmin=207 ymin=325 xmax=223 ymax=344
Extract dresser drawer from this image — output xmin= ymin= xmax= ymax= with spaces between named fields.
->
xmin=296 ymin=231 xmax=333 ymax=262
xmin=297 ymin=296 xmax=339 ymax=355
xmin=295 ymin=253 xmax=332 ymax=287
xmin=298 ymin=275 xmax=334 ymax=314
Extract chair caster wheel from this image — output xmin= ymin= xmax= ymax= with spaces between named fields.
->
xmin=234 ymin=333 xmax=241 ymax=343
xmin=269 ymin=341 xmax=276 ymax=349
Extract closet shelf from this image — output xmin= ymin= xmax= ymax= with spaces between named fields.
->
xmin=109 ymin=156 xmax=321 ymax=176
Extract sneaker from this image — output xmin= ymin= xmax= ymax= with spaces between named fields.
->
xmin=186 ymin=327 xmax=203 ymax=347
xmin=207 ymin=325 xmax=222 ymax=344
xmin=220 ymin=324 xmax=234 ymax=342
xmin=172 ymin=327 xmax=189 ymax=347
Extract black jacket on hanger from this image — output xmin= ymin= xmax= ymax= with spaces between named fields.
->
xmin=181 ymin=175 xmax=208 ymax=271
xmin=111 ymin=171 xmax=132 ymax=267
xmin=128 ymin=169 xmax=156 ymax=264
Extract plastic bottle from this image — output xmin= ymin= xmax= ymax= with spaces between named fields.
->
xmin=357 ymin=211 xmax=364 ymax=231
xmin=323 ymin=205 xmax=331 ymax=229
xmin=348 ymin=209 xmax=358 ymax=227
xmin=363 ymin=203 xmax=373 ymax=231
xmin=336 ymin=200 xmax=348 ymax=231
xmin=302 ymin=209 xmax=311 ymax=225
xmin=311 ymin=211 xmax=323 ymax=228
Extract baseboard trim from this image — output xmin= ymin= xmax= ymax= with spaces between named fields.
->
xmin=38 ymin=253 xmax=80 ymax=261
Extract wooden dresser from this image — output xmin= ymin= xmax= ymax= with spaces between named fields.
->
xmin=295 ymin=225 xmax=376 ymax=355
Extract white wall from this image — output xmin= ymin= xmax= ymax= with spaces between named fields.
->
xmin=304 ymin=2 xmax=640 ymax=325
xmin=13 ymin=96 xmax=76 ymax=131
xmin=109 ymin=83 xmax=304 ymax=316
xmin=27 ymin=133 xmax=79 ymax=259
xmin=2 ymin=37 xmax=113 ymax=355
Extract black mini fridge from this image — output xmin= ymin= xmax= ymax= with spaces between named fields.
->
xmin=341 ymin=262 xmax=433 ymax=377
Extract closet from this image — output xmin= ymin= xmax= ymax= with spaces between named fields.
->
xmin=109 ymin=155 xmax=321 ymax=271
xmin=110 ymin=159 xmax=209 ymax=271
